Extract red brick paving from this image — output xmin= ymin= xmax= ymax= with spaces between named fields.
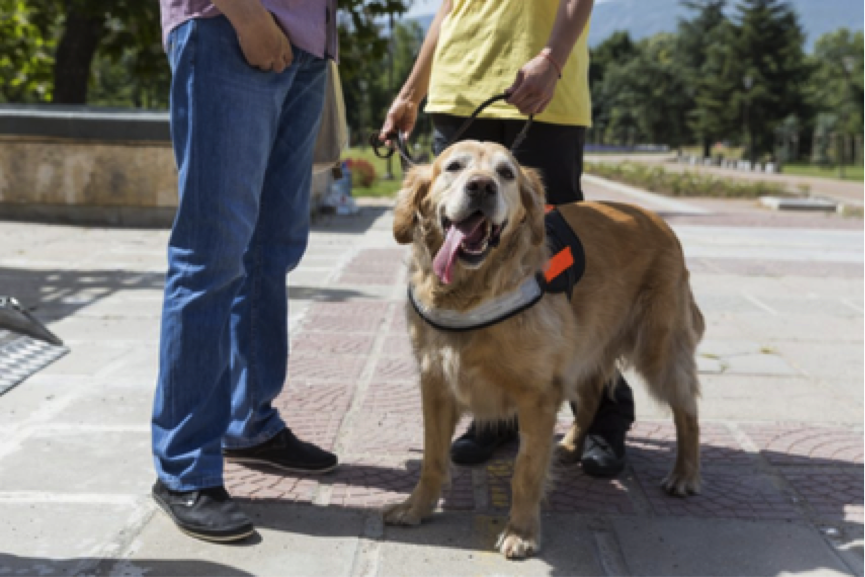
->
xmin=228 ymin=246 xmax=863 ymax=528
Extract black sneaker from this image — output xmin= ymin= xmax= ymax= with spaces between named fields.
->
xmin=450 ymin=420 xmax=519 ymax=466
xmin=152 ymin=480 xmax=254 ymax=543
xmin=580 ymin=434 xmax=626 ymax=478
xmin=222 ymin=428 xmax=338 ymax=474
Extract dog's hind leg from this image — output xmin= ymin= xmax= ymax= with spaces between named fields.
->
xmin=497 ymin=390 xmax=560 ymax=559
xmin=662 ymin=396 xmax=701 ymax=497
xmin=555 ymin=374 xmax=606 ymax=464
xmin=383 ymin=372 xmax=458 ymax=526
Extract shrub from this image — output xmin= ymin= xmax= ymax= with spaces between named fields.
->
xmin=344 ymin=158 xmax=377 ymax=188
xmin=585 ymin=161 xmax=790 ymax=198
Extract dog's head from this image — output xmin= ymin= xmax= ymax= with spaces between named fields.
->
xmin=394 ymin=140 xmax=546 ymax=287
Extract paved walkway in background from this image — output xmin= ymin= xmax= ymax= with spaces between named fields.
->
xmin=0 ymin=178 xmax=862 ymax=576
xmin=586 ymin=153 xmax=865 ymax=208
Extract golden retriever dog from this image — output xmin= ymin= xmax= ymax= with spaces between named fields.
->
xmin=383 ymin=140 xmax=704 ymax=559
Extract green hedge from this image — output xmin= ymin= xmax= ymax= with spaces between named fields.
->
xmin=585 ymin=162 xmax=795 ymax=198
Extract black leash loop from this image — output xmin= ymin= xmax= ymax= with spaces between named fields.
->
xmin=444 ymin=93 xmax=534 ymax=151
xmin=369 ymin=91 xmax=534 ymax=171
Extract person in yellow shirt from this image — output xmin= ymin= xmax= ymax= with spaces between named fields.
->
xmin=380 ymin=0 xmax=635 ymax=477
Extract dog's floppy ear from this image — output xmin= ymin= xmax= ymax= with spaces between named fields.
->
xmin=393 ymin=164 xmax=431 ymax=244
xmin=519 ymin=166 xmax=546 ymax=246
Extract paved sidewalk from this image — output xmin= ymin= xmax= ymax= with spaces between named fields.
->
xmin=586 ymin=154 xmax=865 ymax=208
xmin=0 ymin=180 xmax=862 ymax=576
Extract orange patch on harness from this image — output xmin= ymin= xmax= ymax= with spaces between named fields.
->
xmin=544 ymin=247 xmax=574 ymax=283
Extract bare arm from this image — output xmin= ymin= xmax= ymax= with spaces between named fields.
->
xmin=507 ymin=0 xmax=594 ymax=115
xmin=211 ymin=0 xmax=293 ymax=72
xmin=379 ymin=0 xmax=453 ymax=140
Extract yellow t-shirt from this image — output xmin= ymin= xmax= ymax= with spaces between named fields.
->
xmin=425 ymin=0 xmax=592 ymax=127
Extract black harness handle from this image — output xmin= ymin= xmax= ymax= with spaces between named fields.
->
xmin=369 ymin=92 xmax=534 ymax=171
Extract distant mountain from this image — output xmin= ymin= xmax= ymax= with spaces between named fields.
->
xmin=406 ymin=0 xmax=863 ymax=52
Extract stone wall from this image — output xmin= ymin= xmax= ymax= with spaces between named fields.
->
xmin=0 ymin=136 xmax=178 ymax=227
xmin=0 ymin=105 xmax=331 ymax=228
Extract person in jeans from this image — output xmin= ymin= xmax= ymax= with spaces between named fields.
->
xmin=380 ymin=0 xmax=635 ymax=476
xmin=152 ymin=0 xmax=338 ymax=542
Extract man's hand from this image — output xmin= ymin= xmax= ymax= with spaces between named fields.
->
xmin=213 ymin=0 xmax=293 ymax=72
xmin=505 ymin=54 xmax=560 ymax=115
xmin=379 ymin=95 xmax=420 ymax=145
xmin=236 ymin=12 xmax=293 ymax=72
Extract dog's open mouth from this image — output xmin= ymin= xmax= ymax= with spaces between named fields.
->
xmin=433 ymin=212 xmax=505 ymax=284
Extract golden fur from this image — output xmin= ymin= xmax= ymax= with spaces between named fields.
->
xmin=384 ymin=141 xmax=704 ymax=559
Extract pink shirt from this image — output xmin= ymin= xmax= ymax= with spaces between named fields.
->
xmin=160 ymin=0 xmax=337 ymax=59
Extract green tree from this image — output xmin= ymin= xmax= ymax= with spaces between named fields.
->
xmin=807 ymin=29 xmax=863 ymax=138
xmin=677 ymin=0 xmax=728 ymax=157
xmin=588 ymin=31 xmax=638 ymax=143
xmin=0 ymin=0 xmax=59 ymax=103
xmin=0 ymin=0 xmax=408 ymax=107
xmin=728 ymin=0 xmax=811 ymax=161
xmin=599 ymin=34 xmax=691 ymax=148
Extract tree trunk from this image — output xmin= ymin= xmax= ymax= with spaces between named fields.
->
xmin=702 ymin=138 xmax=711 ymax=159
xmin=52 ymin=5 xmax=103 ymax=104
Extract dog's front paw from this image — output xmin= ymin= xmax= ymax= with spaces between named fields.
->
xmin=382 ymin=501 xmax=427 ymax=526
xmin=496 ymin=524 xmax=540 ymax=559
xmin=661 ymin=469 xmax=701 ymax=497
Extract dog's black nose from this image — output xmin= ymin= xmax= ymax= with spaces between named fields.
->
xmin=465 ymin=176 xmax=497 ymax=198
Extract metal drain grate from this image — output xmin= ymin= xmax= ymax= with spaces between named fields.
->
xmin=0 ymin=330 xmax=69 ymax=396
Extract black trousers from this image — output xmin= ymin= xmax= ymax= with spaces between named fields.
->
xmin=432 ymin=113 xmax=635 ymax=436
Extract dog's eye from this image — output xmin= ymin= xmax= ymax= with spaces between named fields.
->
xmin=497 ymin=166 xmax=515 ymax=180
xmin=445 ymin=161 xmax=463 ymax=172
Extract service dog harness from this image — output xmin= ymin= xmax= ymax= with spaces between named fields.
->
xmin=408 ymin=207 xmax=585 ymax=332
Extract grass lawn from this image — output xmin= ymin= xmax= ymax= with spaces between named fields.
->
xmin=341 ymin=146 xmax=406 ymax=198
xmin=782 ymin=163 xmax=864 ymax=182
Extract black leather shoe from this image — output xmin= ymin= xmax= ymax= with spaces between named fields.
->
xmin=450 ymin=420 xmax=518 ymax=466
xmin=223 ymin=428 xmax=338 ymax=474
xmin=581 ymin=434 xmax=626 ymax=478
xmin=152 ymin=480 xmax=254 ymax=542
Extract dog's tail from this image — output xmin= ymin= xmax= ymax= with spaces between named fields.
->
xmin=688 ymin=287 xmax=705 ymax=343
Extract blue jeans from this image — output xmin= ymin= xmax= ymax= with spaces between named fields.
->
xmin=152 ymin=16 xmax=327 ymax=491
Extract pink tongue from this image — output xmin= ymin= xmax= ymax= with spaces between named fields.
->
xmin=433 ymin=213 xmax=486 ymax=284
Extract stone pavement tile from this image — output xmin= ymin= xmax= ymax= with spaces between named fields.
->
xmin=371 ymin=357 xmax=419 ymax=382
xmin=544 ymin=464 xmax=635 ymax=515
xmin=0 ymin=501 xmax=143 ymax=576
xmin=766 ymin=295 xmax=862 ymax=317
xmin=344 ymin=412 xmax=423 ymax=456
xmin=0 ymin=374 xmax=86 ymax=426
xmin=48 ymin=380 xmax=154 ymax=428
xmin=629 ymin=421 xmax=755 ymax=468
xmin=635 ymin=465 xmax=800 ymax=521
xmin=287 ymin=355 xmax=367 ymax=382
xmin=47 ymin=316 xmax=160 ymax=343
xmin=783 ymin=468 xmax=864 ymax=523
xmin=772 ymin=341 xmax=864 ymax=380
xmin=721 ymin=351 xmax=801 ymax=376
xmin=380 ymin=512 xmax=605 ymax=576
xmin=327 ymin=458 xmax=473 ymax=511
xmin=299 ymin=312 xmax=387 ymax=334
xmin=303 ymin=300 xmax=392 ymax=318
xmin=696 ymin=374 xmax=863 ymax=423
xmin=739 ymin=424 xmax=863 ymax=467
xmin=380 ymin=334 xmax=415 ymax=357
xmin=0 ymin=430 xmax=151 ymax=495
xmin=290 ymin=333 xmax=377 ymax=356
xmin=734 ymin=312 xmax=864 ymax=343
xmin=612 ymin=517 xmax=853 ymax=576
xmin=224 ymin=463 xmax=320 ymax=503
xmin=117 ymin=504 xmax=364 ymax=577
xmin=687 ymin=257 xmax=864 ymax=279
xmin=274 ymin=382 xmax=354 ymax=451
xmin=361 ymin=380 xmax=420 ymax=415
